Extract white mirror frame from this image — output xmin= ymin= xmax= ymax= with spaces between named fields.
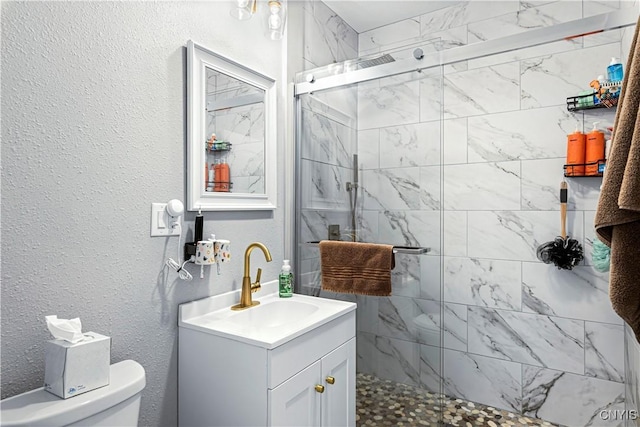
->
xmin=187 ymin=40 xmax=277 ymax=211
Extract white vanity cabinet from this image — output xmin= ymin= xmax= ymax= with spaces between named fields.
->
xmin=269 ymin=338 xmax=355 ymax=426
xmin=178 ymin=289 xmax=356 ymax=427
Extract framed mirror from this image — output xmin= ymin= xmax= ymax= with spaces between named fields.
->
xmin=187 ymin=40 xmax=277 ymax=211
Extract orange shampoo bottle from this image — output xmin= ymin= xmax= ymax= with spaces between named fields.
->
xmin=566 ymin=125 xmax=586 ymax=176
xmin=586 ymin=122 xmax=605 ymax=176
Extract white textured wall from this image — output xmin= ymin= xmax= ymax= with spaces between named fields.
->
xmin=1 ymin=2 xmax=285 ymax=426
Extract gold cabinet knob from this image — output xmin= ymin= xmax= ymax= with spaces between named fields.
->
xmin=314 ymin=384 xmax=325 ymax=393
xmin=325 ymin=376 xmax=335 ymax=385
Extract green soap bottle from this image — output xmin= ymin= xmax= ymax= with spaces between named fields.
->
xmin=279 ymin=260 xmax=293 ymax=298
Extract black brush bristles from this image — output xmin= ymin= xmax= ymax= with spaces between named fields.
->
xmin=536 ymin=236 xmax=583 ymax=269
xmin=554 ymin=237 xmax=584 ymax=270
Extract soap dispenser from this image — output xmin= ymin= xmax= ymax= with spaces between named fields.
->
xmin=586 ymin=122 xmax=605 ymax=176
xmin=279 ymin=260 xmax=293 ymax=298
xmin=607 ymin=57 xmax=623 ymax=82
xmin=566 ymin=124 xmax=586 ymax=176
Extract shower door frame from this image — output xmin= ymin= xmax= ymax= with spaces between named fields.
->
xmin=294 ymin=9 xmax=635 ymax=97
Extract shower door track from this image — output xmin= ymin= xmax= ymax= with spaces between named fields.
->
xmin=294 ymin=9 xmax=637 ymax=95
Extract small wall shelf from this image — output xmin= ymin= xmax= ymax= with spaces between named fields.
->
xmin=205 ymin=180 xmax=233 ymax=192
xmin=564 ymin=160 xmax=605 ymax=177
xmin=567 ymin=79 xmax=621 ymax=112
xmin=205 ymin=141 xmax=232 ymax=153
xmin=566 ymin=94 xmax=618 ymax=112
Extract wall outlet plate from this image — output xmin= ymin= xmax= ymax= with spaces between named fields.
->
xmin=151 ymin=203 xmax=181 ymax=237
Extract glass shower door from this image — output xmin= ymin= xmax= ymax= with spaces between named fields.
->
xmin=295 ymin=83 xmax=358 ymax=297
xmin=294 ymin=50 xmax=446 ymax=426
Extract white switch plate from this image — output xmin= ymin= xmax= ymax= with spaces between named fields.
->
xmin=151 ymin=203 xmax=181 ymax=237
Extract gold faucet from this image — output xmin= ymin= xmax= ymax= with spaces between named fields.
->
xmin=231 ymin=242 xmax=272 ymax=311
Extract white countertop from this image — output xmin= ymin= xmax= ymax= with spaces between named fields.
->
xmin=178 ymin=280 xmax=356 ymax=349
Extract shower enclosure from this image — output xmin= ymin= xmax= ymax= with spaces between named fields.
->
xmin=295 ymin=40 xmax=447 ymax=425
xmin=293 ymin=7 xmax=637 ymax=426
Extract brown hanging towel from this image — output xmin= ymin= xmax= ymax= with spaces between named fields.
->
xmin=594 ymin=16 xmax=640 ymax=343
xmin=319 ymin=241 xmax=395 ymax=296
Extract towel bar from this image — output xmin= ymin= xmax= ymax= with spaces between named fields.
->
xmin=391 ymin=246 xmax=430 ymax=255
xmin=305 ymin=241 xmax=430 ymax=255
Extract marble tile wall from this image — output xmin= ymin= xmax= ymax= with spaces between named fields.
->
xmin=625 ymin=324 xmax=640 ymax=427
xmin=302 ymin=0 xmax=357 ymax=71
xmin=352 ymin=1 xmax=638 ymax=425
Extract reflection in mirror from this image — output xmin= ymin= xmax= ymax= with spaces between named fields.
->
xmin=205 ymin=67 xmax=265 ymax=195
xmin=186 ymin=40 xmax=276 ymax=211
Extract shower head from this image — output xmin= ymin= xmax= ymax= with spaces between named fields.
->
xmin=356 ymin=53 xmax=395 ymax=69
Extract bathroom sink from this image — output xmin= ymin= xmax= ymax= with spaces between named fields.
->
xmin=229 ymin=300 xmax=319 ymax=328
xmin=178 ymin=280 xmax=356 ymax=349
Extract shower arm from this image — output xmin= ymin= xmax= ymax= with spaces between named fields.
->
xmin=347 ymin=154 xmax=358 ymax=191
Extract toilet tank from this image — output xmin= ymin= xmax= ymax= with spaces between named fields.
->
xmin=0 ymin=360 xmax=145 ymax=427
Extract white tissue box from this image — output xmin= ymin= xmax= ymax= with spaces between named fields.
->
xmin=44 ymin=332 xmax=111 ymax=399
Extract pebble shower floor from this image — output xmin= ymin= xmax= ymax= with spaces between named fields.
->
xmin=355 ymin=373 xmax=561 ymax=427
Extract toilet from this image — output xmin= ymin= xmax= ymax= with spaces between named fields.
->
xmin=0 ymin=360 xmax=145 ymax=427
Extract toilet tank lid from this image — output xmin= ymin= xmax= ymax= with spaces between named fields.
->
xmin=0 ymin=360 xmax=146 ymax=427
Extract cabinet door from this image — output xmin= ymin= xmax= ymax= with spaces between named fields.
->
xmin=321 ymin=338 xmax=356 ymax=427
xmin=269 ymin=360 xmax=322 ymax=427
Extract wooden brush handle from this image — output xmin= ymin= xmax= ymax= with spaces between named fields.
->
xmin=560 ymin=181 xmax=568 ymax=239
xmin=561 ymin=203 xmax=567 ymax=239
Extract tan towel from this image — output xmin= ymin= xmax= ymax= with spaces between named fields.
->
xmin=319 ymin=241 xmax=395 ymax=296
xmin=594 ymin=17 xmax=640 ymax=343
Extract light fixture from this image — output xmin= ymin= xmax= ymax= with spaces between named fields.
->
xmin=266 ymin=0 xmax=285 ymax=40
xmin=229 ymin=0 xmax=286 ymax=40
